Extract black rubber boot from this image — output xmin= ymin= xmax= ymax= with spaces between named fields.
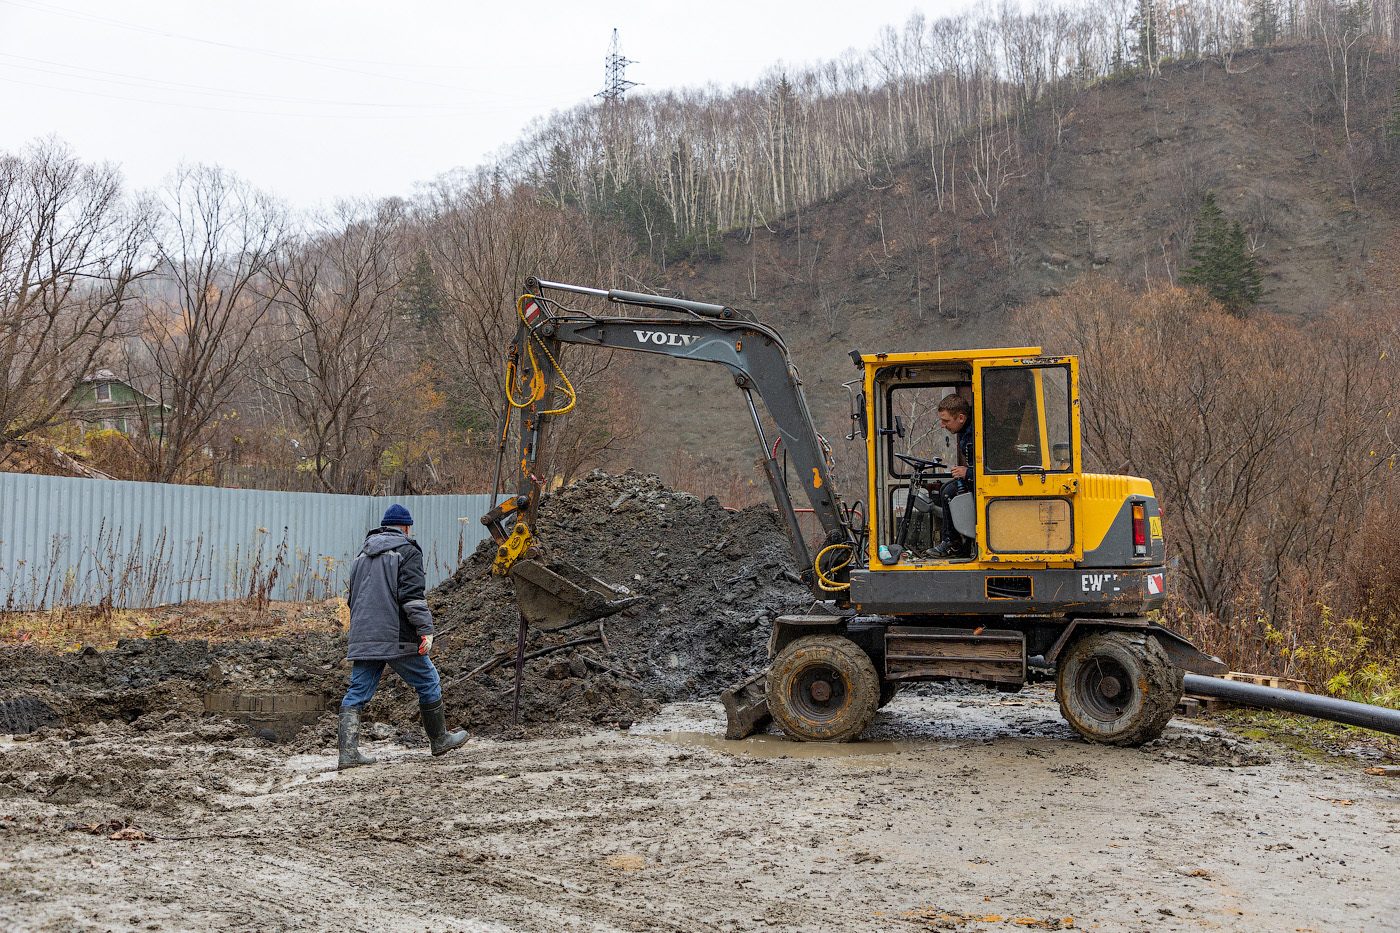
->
xmin=337 ymin=706 xmax=377 ymax=770
xmin=420 ymin=699 xmax=468 ymax=757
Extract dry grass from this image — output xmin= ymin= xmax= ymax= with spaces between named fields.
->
xmin=1170 ymin=504 xmax=1400 ymax=707
xmin=0 ymin=598 xmax=347 ymax=652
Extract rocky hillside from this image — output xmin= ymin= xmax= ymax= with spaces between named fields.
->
xmin=614 ymin=47 xmax=1398 ymax=485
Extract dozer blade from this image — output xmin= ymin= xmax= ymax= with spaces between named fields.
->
xmin=509 ymin=558 xmax=643 ymax=631
xmin=720 ymin=669 xmax=772 ymax=740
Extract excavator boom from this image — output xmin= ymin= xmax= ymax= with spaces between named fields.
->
xmin=481 ymin=278 xmax=856 ymax=630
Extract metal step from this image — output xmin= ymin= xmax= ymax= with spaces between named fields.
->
xmin=885 ymin=626 xmax=1026 ymax=685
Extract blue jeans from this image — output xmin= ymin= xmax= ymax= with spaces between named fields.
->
xmin=341 ymin=654 xmax=442 ymax=707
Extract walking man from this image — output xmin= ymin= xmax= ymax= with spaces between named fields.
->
xmin=338 ymin=504 xmax=468 ymax=769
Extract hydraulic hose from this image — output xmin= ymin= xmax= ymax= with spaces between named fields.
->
xmin=1183 ymin=673 xmax=1400 ymax=737
xmin=814 ymin=543 xmax=852 ymax=592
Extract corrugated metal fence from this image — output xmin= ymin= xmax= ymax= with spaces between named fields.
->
xmin=0 ymin=473 xmax=494 ymax=609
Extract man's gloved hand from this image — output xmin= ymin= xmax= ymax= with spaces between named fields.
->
xmin=418 ymin=634 xmax=434 ymax=656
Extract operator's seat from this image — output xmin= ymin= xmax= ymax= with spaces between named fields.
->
xmin=941 ymin=492 xmax=975 ymax=539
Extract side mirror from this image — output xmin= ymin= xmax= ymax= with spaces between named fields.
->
xmin=877 ymin=411 xmax=905 ymax=439
xmin=843 ymin=381 xmax=868 ymax=441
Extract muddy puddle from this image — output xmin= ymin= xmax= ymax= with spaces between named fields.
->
xmin=650 ymin=730 xmax=918 ymax=758
xmin=635 ymin=687 xmax=1080 ymax=744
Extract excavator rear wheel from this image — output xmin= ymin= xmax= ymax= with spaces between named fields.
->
xmin=1056 ymin=631 xmax=1183 ymax=746
xmin=767 ymin=634 xmax=880 ymax=743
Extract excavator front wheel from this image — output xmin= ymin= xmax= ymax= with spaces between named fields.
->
xmin=767 ymin=634 xmax=880 ymax=743
xmin=1056 ymin=631 xmax=1184 ymax=746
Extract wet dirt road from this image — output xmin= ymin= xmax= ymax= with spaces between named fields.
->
xmin=3 ymin=687 xmax=1398 ymax=933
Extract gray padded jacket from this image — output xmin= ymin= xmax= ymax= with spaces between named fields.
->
xmin=346 ymin=527 xmax=434 ymax=660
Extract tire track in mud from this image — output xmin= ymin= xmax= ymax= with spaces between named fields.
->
xmin=264 ymin=736 xmax=862 ymax=932
xmin=209 ymin=744 xmax=714 ymax=933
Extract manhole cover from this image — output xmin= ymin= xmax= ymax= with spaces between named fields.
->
xmin=204 ymin=691 xmax=330 ymax=742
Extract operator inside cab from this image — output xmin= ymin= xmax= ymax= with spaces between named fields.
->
xmin=929 ymin=393 xmax=975 ymax=559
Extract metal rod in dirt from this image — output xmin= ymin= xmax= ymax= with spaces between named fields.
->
xmin=1183 ymin=674 xmax=1400 ymax=737
xmin=444 ymin=634 xmax=603 ymax=692
xmin=512 ymin=613 xmax=526 ymax=722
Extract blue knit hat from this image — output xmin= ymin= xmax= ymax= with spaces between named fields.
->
xmin=381 ymin=504 xmax=413 ymax=527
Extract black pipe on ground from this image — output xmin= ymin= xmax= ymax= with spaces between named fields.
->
xmin=1183 ymin=674 xmax=1400 ymax=737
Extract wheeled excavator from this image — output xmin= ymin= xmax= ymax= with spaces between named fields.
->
xmin=480 ymin=277 xmax=1227 ymax=746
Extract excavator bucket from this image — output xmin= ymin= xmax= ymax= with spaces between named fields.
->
xmin=509 ymin=558 xmax=643 ymax=631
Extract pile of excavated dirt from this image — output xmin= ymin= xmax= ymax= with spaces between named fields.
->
xmin=424 ymin=470 xmax=813 ymax=734
xmin=0 ymin=471 xmax=812 ymax=744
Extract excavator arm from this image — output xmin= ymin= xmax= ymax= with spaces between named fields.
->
xmin=482 ymin=278 xmax=856 ymax=617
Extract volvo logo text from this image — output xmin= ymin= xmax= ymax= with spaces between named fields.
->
xmin=634 ymin=330 xmax=700 ymax=347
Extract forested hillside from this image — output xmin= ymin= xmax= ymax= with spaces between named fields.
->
xmin=627 ymin=43 xmax=1400 ymax=485
xmin=8 ymin=0 xmax=1398 ymax=492
xmin=507 ymin=0 xmax=1399 ymax=267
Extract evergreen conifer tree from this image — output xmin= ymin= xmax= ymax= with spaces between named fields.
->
xmin=1251 ymin=0 xmax=1280 ymax=46
xmin=1180 ymin=193 xmax=1264 ymax=314
xmin=1385 ymin=77 xmax=1400 ymax=143
xmin=399 ymin=251 xmax=444 ymax=327
xmin=1131 ymin=0 xmax=1160 ymax=72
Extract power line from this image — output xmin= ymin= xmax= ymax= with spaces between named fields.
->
xmin=0 ymin=72 xmax=484 ymax=118
xmin=0 ymin=0 xmax=471 ymax=93
xmin=0 ymin=52 xmax=469 ymax=110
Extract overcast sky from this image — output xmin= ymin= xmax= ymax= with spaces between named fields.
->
xmin=1 ymin=0 xmax=962 ymax=211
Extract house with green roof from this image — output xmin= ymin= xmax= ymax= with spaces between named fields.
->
xmin=64 ymin=370 xmax=167 ymax=437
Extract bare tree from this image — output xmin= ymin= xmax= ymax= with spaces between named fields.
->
xmin=255 ymin=201 xmax=405 ymax=493
xmin=127 ymin=164 xmax=284 ymax=483
xmin=0 ymin=139 xmax=148 ymax=465
xmin=414 ymin=172 xmax=637 ymax=487
xmin=1022 ymin=278 xmax=1398 ymax=623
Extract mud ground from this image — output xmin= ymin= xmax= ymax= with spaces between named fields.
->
xmin=4 ymin=686 xmax=1399 ymax=933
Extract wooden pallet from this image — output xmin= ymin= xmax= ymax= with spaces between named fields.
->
xmin=1178 ymin=694 xmax=1236 ymax=715
xmin=1175 ymin=696 xmax=1205 ymax=718
xmin=1221 ymin=671 xmax=1312 ymax=693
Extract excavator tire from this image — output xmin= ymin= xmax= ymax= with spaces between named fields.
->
xmin=767 ymin=634 xmax=880 ymax=743
xmin=1056 ymin=631 xmax=1183 ymax=746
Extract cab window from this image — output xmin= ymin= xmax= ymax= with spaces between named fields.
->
xmin=981 ymin=365 xmax=1073 ymax=473
xmin=887 ymin=382 xmax=964 ymax=476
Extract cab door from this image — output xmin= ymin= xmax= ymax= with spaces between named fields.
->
xmin=972 ymin=357 xmax=1083 ymax=563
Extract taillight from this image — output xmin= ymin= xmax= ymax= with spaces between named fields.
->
xmin=1132 ymin=501 xmax=1148 ymax=557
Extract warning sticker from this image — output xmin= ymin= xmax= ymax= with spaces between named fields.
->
xmin=1149 ymin=516 xmax=1163 ymax=539
xmin=1147 ymin=573 xmax=1165 ymax=595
